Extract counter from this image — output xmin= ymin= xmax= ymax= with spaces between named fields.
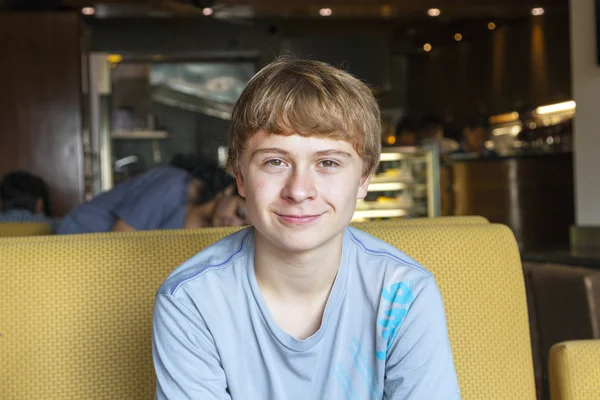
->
xmin=442 ymin=152 xmax=574 ymax=251
xmin=522 ymin=248 xmax=600 ymax=270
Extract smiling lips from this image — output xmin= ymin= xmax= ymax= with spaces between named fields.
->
xmin=276 ymin=212 xmax=323 ymax=225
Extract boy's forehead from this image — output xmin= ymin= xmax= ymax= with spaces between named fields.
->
xmin=244 ymin=130 xmax=356 ymax=153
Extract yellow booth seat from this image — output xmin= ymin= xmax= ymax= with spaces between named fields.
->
xmin=352 ymin=215 xmax=489 ymax=229
xmin=0 ymin=218 xmax=538 ymax=399
xmin=0 ymin=221 xmax=51 ymax=237
xmin=550 ymin=340 xmax=600 ymax=399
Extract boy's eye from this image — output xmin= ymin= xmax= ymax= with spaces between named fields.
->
xmin=266 ymin=159 xmax=284 ymax=167
xmin=319 ymin=160 xmax=339 ymax=168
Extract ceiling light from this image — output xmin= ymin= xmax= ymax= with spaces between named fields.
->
xmin=423 ymin=43 xmax=432 ymax=52
xmin=427 ymin=8 xmax=441 ymax=17
xmin=81 ymin=7 xmax=95 ymax=16
xmin=381 ymin=4 xmax=392 ymax=18
xmin=454 ymin=33 xmax=463 ymax=41
xmin=531 ymin=7 xmax=544 ymax=16
xmin=319 ymin=8 xmax=332 ymax=16
xmin=202 ymin=7 xmax=213 ymax=16
xmin=488 ymin=22 xmax=496 ymax=30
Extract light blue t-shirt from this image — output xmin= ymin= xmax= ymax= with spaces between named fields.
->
xmin=58 ymin=167 xmax=190 ymax=234
xmin=153 ymin=227 xmax=461 ymax=400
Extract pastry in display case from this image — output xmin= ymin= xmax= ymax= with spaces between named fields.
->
xmin=352 ymin=145 xmax=441 ymax=221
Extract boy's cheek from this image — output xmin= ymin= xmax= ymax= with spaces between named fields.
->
xmin=245 ymin=177 xmax=272 ymax=198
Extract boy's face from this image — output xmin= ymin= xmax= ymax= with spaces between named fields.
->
xmin=236 ymin=130 xmax=370 ymax=254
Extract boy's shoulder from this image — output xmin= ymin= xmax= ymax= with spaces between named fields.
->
xmin=346 ymin=226 xmax=433 ymax=279
xmin=158 ymin=227 xmax=254 ymax=297
xmin=346 ymin=227 xmax=437 ymax=326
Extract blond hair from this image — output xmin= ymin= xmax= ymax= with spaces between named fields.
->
xmin=227 ymin=57 xmax=381 ymax=177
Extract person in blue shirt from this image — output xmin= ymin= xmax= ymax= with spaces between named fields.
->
xmin=152 ymin=58 xmax=461 ymax=399
xmin=58 ymin=158 xmax=248 ymax=234
xmin=0 ymin=170 xmax=58 ymax=232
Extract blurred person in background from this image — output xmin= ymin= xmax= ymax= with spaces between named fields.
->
xmin=57 ymin=155 xmax=249 ymax=234
xmin=0 ymin=170 xmax=58 ymax=232
xmin=418 ymin=115 xmax=444 ymax=143
xmin=170 ymin=153 xmax=248 ymax=228
xmin=210 ymin=185 xmax=247 ymax=227
xmin=395 ymin=116 xmax=418 ymax=146
xmin=418 ymin=115 xmax=459 ymax=154
xmin=457 ymin=116 xmax=496 ymax=157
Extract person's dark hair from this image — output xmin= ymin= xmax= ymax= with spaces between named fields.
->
xmin=464 ymin=115 xmax=489 ymax=130
xmin=170 ymin=154 xmax=236 ymax=204
xmin=418 ymin=115 xmax=443 ymax=133
xmin=0 ymin=170 xmax=51 ymax=215
xmin=417 ymin=115 xmax=444 ymax=142
xmin=395 ymin=116 xmax=417 ymax=135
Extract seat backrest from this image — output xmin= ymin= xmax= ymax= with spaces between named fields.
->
xmin=0 ymin=221 xmax=51 ymax=237
xmin=527 ymin=262 xmax=600 ymax=398
xmin=0 ymin=221 xmax=535 ymax=400
xmin=529 ymin=263 xmax=600 ymax=343
xmin=352 ymin=215 xmax=489 ymax=229
xmin=550 ymin=339 xmax=600 ymax=400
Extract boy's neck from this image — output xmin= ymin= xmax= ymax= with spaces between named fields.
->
xmin=253 ymin=231 xmax=344 ymax=299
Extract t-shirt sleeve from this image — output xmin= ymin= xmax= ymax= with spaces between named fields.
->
xmin=383 ymin=277 xmax=461 ymax=400
xmin=153 ymin=293 xmax=232 ymax=400
xmin=113 ymin=170 xmax=189 ymax=230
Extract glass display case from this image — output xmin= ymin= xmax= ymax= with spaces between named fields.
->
xmin=353 ymin=145 xmax=441 ymax=221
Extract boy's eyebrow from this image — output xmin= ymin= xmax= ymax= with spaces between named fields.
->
xmin=250 ymin=148 xmax=290 ymax=159
xmin=313 ymin=150 xmax=353 ymax=159
xmin=251 ymin=148 xmax=353 ymax=159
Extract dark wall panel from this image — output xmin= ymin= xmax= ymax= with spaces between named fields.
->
xmin=0 ymin=12 xmax=84 ymax=216
xmin=407 ymin=12 xmax=571 ymax=126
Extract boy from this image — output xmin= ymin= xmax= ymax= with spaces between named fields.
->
xmin=152 ymin=58 xmax=460 ymax=399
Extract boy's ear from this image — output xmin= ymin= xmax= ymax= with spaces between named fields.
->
xmin=235 ymin=173 xmax=246 ymax=198
xmin=357 ymin=174 xmax=372 ymax=200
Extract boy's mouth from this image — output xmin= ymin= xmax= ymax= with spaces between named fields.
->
xmin=275 ymin=213 xmax=324 ymax=225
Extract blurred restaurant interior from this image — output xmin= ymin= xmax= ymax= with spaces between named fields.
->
xmin=2 ymin=0 xmax=600 ymax=399
xmin=1 ymin=0 xmax=583 ymax=247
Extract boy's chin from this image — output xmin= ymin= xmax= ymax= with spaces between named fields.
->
xmin=265 ymin=228 xmax=345 ymax=254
